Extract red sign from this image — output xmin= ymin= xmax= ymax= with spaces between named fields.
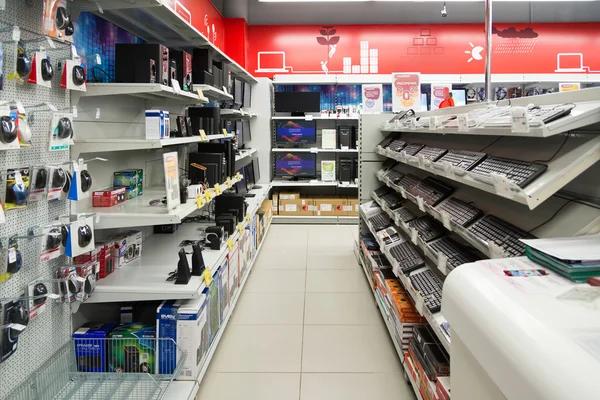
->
xmin=163 ymin=0 xmax=225 ymax=49
xmin=246 ymin=23 xmax=600 ymax=77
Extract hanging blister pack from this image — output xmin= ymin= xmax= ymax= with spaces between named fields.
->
xmin=48 ymin=112 xmax=74 ymax=151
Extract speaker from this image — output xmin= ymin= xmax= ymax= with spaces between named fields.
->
xmin=115 ymin=44 xmax=169 ymax=85
xmin=192 ymin=48 xmax=213 ymax=75
xmin=339 ymin=157 xmax=353 ymax=182
xmin=169 ymin=50 xmax=193 ymax=91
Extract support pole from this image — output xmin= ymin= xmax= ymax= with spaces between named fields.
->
xmin=485 ymin=0 xmax=493 ymax=102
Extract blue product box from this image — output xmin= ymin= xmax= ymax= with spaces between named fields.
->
xmin=156 ymin=300 xmax=182 ymax=374
xmin=108 ymin=323 xmax=156 ymax=373
xmin=73 ymin=322 xmax=117 ymax=372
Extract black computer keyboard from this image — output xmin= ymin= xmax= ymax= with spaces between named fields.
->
xmin=381 ymin=192 xmax=405 ymax=209
xmin=394 ymin=207 xmax=417 ymax=223
xmin=409 ymin=216 xmax=446 ymax=242
xmin=368 ymin=213 xmax=392 ymax=231
xmin=469 ymin=156 xmax=548 ymax=188
xmin=388 ymin=139 xmax=407 ymax=152
xmin=468 ymin=214 xmax=535 ymax=256
xmin=377 ymin=134 xmax=401 ymax=149
xmin=429 ymin=237 xmax=483 ymax=271
xmin=384 ymin=169 xmax=405 ymax=184
xmin=389 ymin=242 xmax=425 ymax=274
xmin=434 ymin=150 xmax=486 ymax=172
xmin=374 ymin=186 xmax=391 ymax=198
xmin=410 ymin=269 xmax=443 ymax=313
xmin=397 ymin=174 xmax=421 ymax=192
xmin=409 ymin=177 xmax=454 ymax=206
xmin=380 ymin=159 xmax=397 ymax=172
xmin=402 ymin=143 xmax=425 ymax=156
xmin=417 ymin=146 xmax=448 ymax=162
xmin=436 ymin=197 xmax=484 ymax=227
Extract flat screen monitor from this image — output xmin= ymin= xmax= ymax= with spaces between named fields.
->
xmin=234 ymin=79 xmax=243 ymax=108
xmin=244 ymin=163 xmax=255 ymax=187
xmin=235 ymin=169 xmax=247 ymax=195
xmin=252 ymin=158 xmax=260 ymax=183
xmin=243 ymin=82 xmax=251 ymax=108
xmin=452 ymin=89 xmax=467 ymax=106
xmin=420 ymin=93 xmax=428 ymax=111
xmin=274 ymin=92 xmax=321 ymax=114
xmin=242 ymin=120 xmax=251 ymax=143
xmin=235 ymin=120 xmax=243 ymax=145
xmin=275 ymin=120 xmax=316 ymax=144
xmin=275 ymin=152 xmax=317 ymax=178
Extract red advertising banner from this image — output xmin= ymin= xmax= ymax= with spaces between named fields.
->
xmin=163 ymin=0 xmax=225 ymax=49
xmin=246 ymin=23 xmax=600 ymax=78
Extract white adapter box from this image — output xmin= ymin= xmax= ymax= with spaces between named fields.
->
xmin=145 ymin=110 xmax=166 ymax=139
xmin=177 ymin=295 xmax=209 ymax=380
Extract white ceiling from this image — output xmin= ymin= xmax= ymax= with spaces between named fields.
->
xmin=212 ymin=0 xmax=600 ymax=24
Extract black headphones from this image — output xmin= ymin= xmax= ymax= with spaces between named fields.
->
xmin=7 ymin=301 xmax=29 ymax=338
xmin=33 ymin=283 xmax=48 ymax=306
xmin=17 ymin=45 xmax=31 ymax=78
xmin=80 ymin=170 xmax=92 ymax=192
xmin=6 ymin=246 xmax=22 ymax=273
xmin=46 ymin=228 xmax=62 ymax=250
xmin=72 ymin=65 xmax=85 ymax=86
xmin=34 ymin=168 xmax=48 ymax=190
xmin=57 ymin=117 xmax=73 ymax=139
xmin=78 ymin=224 xmax=93 ymax=248
xmin=0 ymin=115 xmax=17 ymax=144
xmin=41 ymin=58 xmax=53 ymax=81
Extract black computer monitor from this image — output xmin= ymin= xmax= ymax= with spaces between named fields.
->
xmin=244 ymin=163 xmax=255 ymax=188
xmin=197 ymin=142 xmax=235 ymax=179
xmin=233 ymin=79 xmax=243 ymax=109
xmin=274 ymin=152 xmax=317 ymax=178
xmin=243 ymin=82 xmax=251 ymax=108
xmin=252 ymin=158 xmax=260 ymax=183
xmin=234 ymin=169 xmax=247 ymax=195
xmin=189 ymin=152 xmax=224 ymax=186
xmin=241 ymin=120 xmax=251 ymax=143
xmin=274 ymin=92 xmax=320 ymax=115
xmin=275 ymin=120 xmax=316 ymax=144
xmin=235 ymin=120 xmax=244 ymax=146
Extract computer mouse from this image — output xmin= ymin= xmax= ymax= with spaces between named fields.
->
xmin=72 ymin=65 xmax=85 ymax=86
xmin=61 ymin=226 xmax=68 ymax=247
xmin=16 ymin=46 xmax=31 ymax=78
xmin=52 ymin=168 xmax=66 ymax=189
xmin=80 ymin=170 xmax=92 ymax=192
xmin=84 ymin=274 xmax=96 ymax=294
xmin=18 ymin=117 xmax=32 ymax=144
xmin=63 ymin=172 xmax=71 ymax=193
xmin=0 ymin=115 xmax=17 ymax=144
xmin=55 ymin=6 xmax=69 ymax=30
xmin=12 ymin=181 xmax=28 ymax=206
xmin=65 ymin=20 xmax=74 ymax=36
xmin=33 ymin=283 xmax=48 ymax=306
xmin=57 ymin=117 xmax=73 ymax=139
xmin=41 ymin=58 xmax=53 ymax=81
xmin=34 ymin=169 xmax=48 ymax=190
xmin=6 ymin=248 xmax=22 ymax=273
xmin=78 ymin=224 xmax=93 ymax=248
xmin=8 ymin=301 xmax=29 ymax=337
xmin=46 ymin=228 xmax=61 ymax=250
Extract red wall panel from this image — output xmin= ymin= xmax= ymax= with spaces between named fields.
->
xmin=163 ymin=0 xmax=225 ymax=49
xmin=225 ymin=18 xmax=248 ymax=68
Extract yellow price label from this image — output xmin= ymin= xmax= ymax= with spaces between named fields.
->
xmin=236 ymin=172 xmax=243 ymax=181
xmin=222 ymin=129 xmax=228 ymax=138
xmin=205 ymin=190 xmax=212 ymax=201
xmin=237 ymin=223 xmax=243 ymax=234
xmin=246 ymin=214 xmax=251 ymax=224
xmin=227 ymin=238 xmax=233 ymax=251
xmin=199 ymin=129 xmax=207 ymax=140
xmin=226 ymin=177 xmax=232 ymax=189
xmin=203 ymin=268 xmax=212 ymax=286
xmin=214 ymin=184 xmax=221 ymax=195
xmin=196 ymin=194 xmax=205 ymax=208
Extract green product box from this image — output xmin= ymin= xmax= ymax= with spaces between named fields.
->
xmin=108 ymin=323 xmax=156 ymax=374
xmin=114 ymin=169 xmax=144 ymax=188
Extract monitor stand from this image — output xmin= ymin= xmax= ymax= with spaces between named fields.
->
xmin=291 ymin=112 xmax=305 ymax=117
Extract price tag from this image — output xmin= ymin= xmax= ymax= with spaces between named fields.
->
xmin=488 ymin=242 xmax=505 ymax=259
xmin=415 ymin=296 xmax=424 ymax=315
xmin=441 ymin=161 xmax=455 ymax=178
xmin=96 ymin=54 xmax=102 ymax=65
xmin=410 ymin=228 xmax=418 ymax=245
xmin=196 ymin=194 xmax=205 ymax=208
xmin=214 ymin=184 xmax=221 ymax=195
xmin=310 ymin=147 xmax=318 ymax=153
xmin=236 ymin=172 xmax=243 ymax=181
xmin=95 ymin=214 xmax=100 ymax=224
xmin=8 ymin=248 xmax=16 ymax=264
xmin=12 ymin=26 xmax=20 ymax=42
xmin=458 ymin=114 xmax=468 ymax=132
xmin=237 ymin=223 xmax=243 ymax=234
xmin=440 ymin=210 xmax=453 ymax=231
xmin=490 ymin=173 xmax=515 ymax=199
xmin=95 ymin=108 xmax=101 ymax=119
xmin=408 ymin=119 xmax=416 ymax=130
xmin=205 ymin=190 xmax=212 ymax=201
xmin=226 ymin=177 xmax=232 ymax=189
xmin=437 ymin=253 xmax=448 ymax=275
xmin=203 ymin=268 xmax=212 ymax=286
xmin=305 ymin=114 xmax=314 ymax=121
xmin=511 ymin=106 xmax=530 ymax=133
xmin=7 ymin=323 xmax=26 ymax=332
xmin=47 ymin=293 xmax=60 ymax=300
xmin=431 ymin=116 xmax=441 ymax=130
xmin=72 ymin=106 xmax=78 ymax=118
xmin=171 ymin=79 xmax=182 ymax=94
xmin=199 ymin=129 xmax=207 ymax=140
xmin=197 ymin=89 xmax=205 ymax=101
xmin=400 ymin=151 xmax=407 ymax=163
xmin=227 ymin=238 xmax=233 ymax=251
xmin=416 ymin=196 xmax=426 ymax=212
xmin=222 ymin=129 xmax=228 ymax=138
xmin=246 ymin=214 xmax=251 ymax=224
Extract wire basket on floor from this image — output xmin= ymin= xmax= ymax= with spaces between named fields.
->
xmin=8 ymin=337 xmax=187 ymax=400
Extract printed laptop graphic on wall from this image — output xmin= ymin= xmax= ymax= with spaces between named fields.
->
xmin=256 ymin=52 xmax=289 ymax=73
xmin=555 ymin=53 xmax=586 ymax=73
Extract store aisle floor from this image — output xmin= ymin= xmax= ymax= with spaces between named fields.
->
xmin=198 ymin=224 xmax=414 ymax=400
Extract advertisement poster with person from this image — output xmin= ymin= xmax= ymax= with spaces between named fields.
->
xmin=392 ymin=73 xmax=420 ymax=112
xmin=362 ymin=84 xmax=383 ymax=113
xmin=431 ymin=83 xmax=453 ymax=110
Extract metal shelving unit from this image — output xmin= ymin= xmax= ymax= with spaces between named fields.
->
xmin=72 ymin=83 xmax=208 ymax=105
xmin=271 ymin=148 xmax=358 ymax=153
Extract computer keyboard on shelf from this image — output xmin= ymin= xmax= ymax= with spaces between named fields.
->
xmin=409 ymin=216 xmax=446 ymax=242
xmin=434 ymin=150 xmax=487 ymax=173
xmin=377 ymin=226 xmax=404 ymax=246
xmin=374 ymin=186 xmax=392 ymax=198
xmin=402 ymin=143 xmax=426 ymax=156
xmin=483 ymin=104 xmax=575 ymax=128
xmin=468 ymin=214 xmax=535 ymax=257
xmin=389 ymin=242 xmax=425 ymax=274
xmin=368 ymin=213 xmax=392 ymax=231
xmin=436 ymin=197 xmax=484 ymax=227
xmin=417 ymin=146 xmax=448 ymax=162
xmin=377 ymin=134 xmax=401 ymax=149
xmin=468 ymin=156 xmax=548 ymax=188
xmin=384 ymin=168 xmax=405 ymax=184
xmin=381 ymin=192 xmax=405 ymax=209
xmin=410 ymin=269 xmax=443 ymax=313
xmin=397 ymin=174 xmax=422 ymax=192
xmin=380 ymin=159 xmax=397 ymax=172
xmin=388 ymin=139 xmax=408 ymax=152
xmin=409 ymin=177 xmax=454 ymax=206
xmin=394 ymin=207 xmax=417 ymax=223
xmin=429 ymin=237 xmax=483 ymax=271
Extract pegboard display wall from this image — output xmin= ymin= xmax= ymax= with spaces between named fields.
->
xmin=0 ymin=1 xmax=72 ymax=397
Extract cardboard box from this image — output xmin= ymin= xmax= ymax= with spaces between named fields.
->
xmin=279 ymin=198 xmax=314 ymax=216
xmin=279 ymin=192 xmax=300 ymax=200
xmin=93 ymin=187 xmax=126 ymax=207
xmin=156 ymin=300 xmax=181 ymax=374
xmin=259 ymin=200 xmax=273 ymax=224
xmin=177 ymin=295 xmax=209 ymax=380
xmin=315 ymin=197 xmax=348 ymax=216
xmin=348 ymin=198 xmax=359 ymax=216
xmin=73 ymin=322 xmax=117 ymax=372
xmin=108 ymin=323 xmax=156 ymax=373
xmin=271 ymin=193 xmax=279 ymax=215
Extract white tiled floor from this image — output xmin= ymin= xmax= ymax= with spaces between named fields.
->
xmin=199 ymin=224 xmax=414 ymax=400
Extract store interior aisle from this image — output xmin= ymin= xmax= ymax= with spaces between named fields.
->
xmin=198 ymin=224 xmax=414 ymax=400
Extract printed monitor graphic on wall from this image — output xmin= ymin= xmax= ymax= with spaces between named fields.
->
xmin=256 ymin=52 xmax=289 ymax=73
xmin=555 ymin=53 xmax=586 ymax=73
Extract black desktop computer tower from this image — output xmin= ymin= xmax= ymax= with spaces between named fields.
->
xmin=115 ymin=44 xmax=169 ymax=86
xmin=215 ymin=193 xmax=246 ymax=222
xmin=197 ymin=141 xmax=235 ymax=179
xmin=339 ymin=157 xmax=353 ymax=182
xmin=188 ymin=107 xmax=221 ymax=136
xmin=337 ymin=126 xmax=356 ymax=149
xmin=189 ymin=152 xmax=225 ymax=187
xmin=192 ymin=48 xmax=214 ymax=86
xmin=352 ymin=158 xmax=358 ymax=182
xmin=169 ymin=50 xmax=193 ymax=91
xmin=216 ymin=214 xmax=237 ymax=235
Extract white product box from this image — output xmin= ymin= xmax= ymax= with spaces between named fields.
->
xmin=145 ymin=110 xmax=166 ymax=139
xmin=177 ymin=295 xmax=209 ymax=380
xmin=321 ymin=160 xmax=336 ymax=182
xmin=228 ymin=241 xmax=240 ymax=302
xmin=322 ymin=129 xmax=336 ymax=149
xmin=164 ymin=111 xmax=170 ymax=138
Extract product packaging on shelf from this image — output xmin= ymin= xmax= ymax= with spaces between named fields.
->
xmin=64 ymin=216 xmax=95 ymax=258
xmin=177 ymin=295 xmax=209 ymax=380
xmin=114 ymin=169 xmax=144 ymax=197
xmin=156 ymin=300 xmax=181 ymax=375
xmin=228 ymin=241 xmax=240 ymax=302
xmin=279 ymin=197 xmax=314 ymax=216
xmin=218 ymin=260 xmax=230 ymax=322
xmin=28 ymin=167 xmax=48 ymax=202
xmin=108 ymin=323 xmax=156 ymax=373
xmin=113 ymin=230 xmax=142 ymax=268
xmin=4 ymin=168 xmax=30 ymax=211
xmin=39 ymin=225 xmax=63 ymax=263
xmin=145 ymin=110 xmax=169 ymax=139
xmin=92 ymin=187 xmax=126 ymax=207
xmin=73 ymin=323 xmax=117 ymax=372
xmin=68 ymin=161 xmax=91 ymax=201
xmin=48 ymin=112 xmax=74 ymax=151
xmin=0 ymin=106 xmax=20 ymax=151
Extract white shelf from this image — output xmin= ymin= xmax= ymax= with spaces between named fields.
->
xmin=271 ymin=148 xmax=358 ymax=153
xmin=375 ymin=133 xmax=600 ymax=210
xmin=73 ymin=136 xmax=211 ymax=154
xmin=235 ymin=148 xmax=258 ymax=162
xmin=86 ymin=185 xmax=270 ymax=303
xmin=76 ymin=83 xmax=208 ymax=104
xmin=195 ymin=85 xmax=234 ymax=101
xmin=272 ymin=115 xmax=359 ymax=121
xmin=81 ymin=177 xmax=243 ymax=230
xmin=220 ymin=109 xmax=257 ymax=119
